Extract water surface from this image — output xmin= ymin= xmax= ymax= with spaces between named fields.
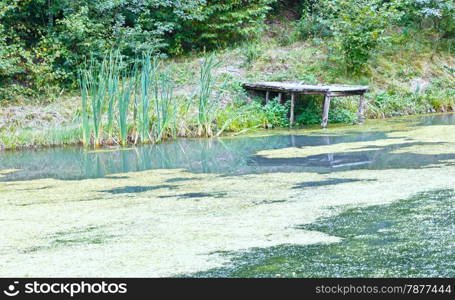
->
xmin=0 ymin=113 xmax=454 ymax=277
xmin=1 ymin=113 xmax=454 ymax=181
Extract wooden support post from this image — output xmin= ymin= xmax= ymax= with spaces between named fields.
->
xmin=321 ymin=94 xmax=331 ymax=128
xmin=278 ymin=93 xmax=283 ymax=104
xmin=265 ymin=91 xmax=270 ymax=104
xmin=357 ymin=93 xmax=366 ymax=124
xmin=290 ymin=92 xmax=295 ymax=127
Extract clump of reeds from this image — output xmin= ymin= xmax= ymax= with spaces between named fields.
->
xmin=78 ymin=51 xmax=182 ymax=148
xmin=154 ymin=72 xmax=177 ymax=142
xmin=196 ymin=55 xmax=220 ymax=137
xmin=79 ymin=58 xmax=107 ymax=147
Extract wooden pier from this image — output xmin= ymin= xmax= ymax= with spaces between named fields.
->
xmin=243 ymin=81 xmax=369 ymax=128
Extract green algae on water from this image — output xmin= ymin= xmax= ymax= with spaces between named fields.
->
xmin=256 ymin=125 xmax=455 ymax=159
xmin=2 ymin=164 xmax=455 ymax=276
xmin=192 ymin=189 xmax=455 ymax=278
xmin=1 ymin=114 xmax=455 ymax=277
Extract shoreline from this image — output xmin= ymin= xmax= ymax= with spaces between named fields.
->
xmin=1 ymin=111 xmax=454 ymax=152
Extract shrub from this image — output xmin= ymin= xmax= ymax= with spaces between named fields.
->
xmin=295 ymin=96 xmax=357 ymax=125
xmin=240 ymin=43 xmax=264 ymax=66
xmin=182 ymin=0 xmax=276 ymax=50
xmin=260 ymin=98 xmax=290 ymax=128
xmin=328 ymin=0 xmax=402 ymax=73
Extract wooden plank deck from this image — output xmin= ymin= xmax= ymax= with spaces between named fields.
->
xmin=243 ymin=81 xmax=369 ymax=128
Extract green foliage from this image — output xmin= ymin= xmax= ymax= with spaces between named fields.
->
xmin=262 ymin=98 xmax=290 ymax=128
xmin=295 ymin=1 xmax=332 ymax=40
xmin=397 ymin=0 xmax=455 ymax=38
xmin=295 ymin=96 xmax=357 ymax=125
xmin=182 ymin=0 xmax=276 ymax=50
xmin=2 ymin=0 xmax=454 ymax=102
xmin=118 ymin=72 xmax=134 ymax=146
xmin=240 ymin=42 xmax=264 ymax=66
xmin=327 ymin=0 xmax=402 ymax=73
xmin=215 ymin=97 xmax=289 ymax=131
xmin=368 ymin=82 xmax=455 ymax=119
xmin=329 ymin=106 xmax=357 ymax=123
xmin=154 ymin=72 xmax=177 ymax=142
xmin=215 ymin=102 xmax=262 ymax=132
xmin=294 ymin=0 xmax=454 ymax=74
xmin=252 ymin=98 xmax=289 ymax=128
xmin=1 ymin=0 xmax=276 ymax=100
xmin=138 ymin=53 xmax=158 ymax=143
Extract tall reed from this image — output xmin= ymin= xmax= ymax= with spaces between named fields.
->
xmin=79 ymin=52 xmax=178 ymax=147
xmin=118 ymin=72 xmax=134 ymax=146
xmin=106 ymin=52 xmax=121 ymax=140
xmin=154 ymin=72 xmax=176 ymax=142
xmin=80 ymin=58 xmax=109 ymax=147
xmin=79 ymin=72 xmax=91 ymax=146
xmin=197 ymin=55 xmax=220 ymax=136
xmin=137 ymin=53 xmax=159 ymax=143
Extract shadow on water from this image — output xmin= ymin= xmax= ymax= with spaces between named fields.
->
xmin=249 ymin=142 xmax=455 ymax=173
xmin=158 ymin=192 xmax=227 ymax=199
xmin=101 ymin=185 xmax=177 ymax=194
xmin=1 ymin=114 xmax=454 ymax=181
xmin=189 ymin=189 xmax=455 ymax=277
xmin=292 ymin=178 xmax=377 ymax=189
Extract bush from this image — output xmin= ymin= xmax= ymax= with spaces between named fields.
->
xmin=260 ymin=98 xmax=290 ymax=128
xmin=295 ymin=96 xmax=357 ymax=125
xmin=240 ymin=43 xmax=264 ymax=66
xmin=183 ymin=0 xmax=276 ymax=50
xmin=296 ymin=9 xmax=332 ymax=40
xmin=328 ymin=0 xmax=401 ymax=73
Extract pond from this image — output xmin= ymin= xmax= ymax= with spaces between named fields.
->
xmin=0 ymin=113 xmax=454 ymax=277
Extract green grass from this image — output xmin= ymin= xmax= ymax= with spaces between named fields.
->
xmin=0 ymin=125 xmax=82 ymax=150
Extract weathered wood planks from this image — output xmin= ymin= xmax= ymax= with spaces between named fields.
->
xmin=242 ymin=81 xmax=369 ymax=128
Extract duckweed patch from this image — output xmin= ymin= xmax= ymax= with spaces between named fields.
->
xmin=2 ymin=163 xmax=455 ymax=276
xmin=1 ymin=114 xmax=455 ymax=277
xmin=22 ymin=225 xmax=115 ymax=254
xmin=192 ymin=189 xmax=455 ymax=278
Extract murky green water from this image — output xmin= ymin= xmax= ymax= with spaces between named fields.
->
xmin=1 ymin=113 xmax=455 ymax=182
xmin=0 ymin=113 xmax=454 ymax=277
xmin=193 ymin=189 xmax=455 ymax=277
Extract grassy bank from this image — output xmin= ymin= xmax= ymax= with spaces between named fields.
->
xmin=1 ymin=29 xmax=454 ymax=150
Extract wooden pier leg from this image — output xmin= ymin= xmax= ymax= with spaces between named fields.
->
xmin=321 ymin=94 xmax=331 ymax=128
xmin=265 ymin=91 xmax=270 ymax=104
xmin=357 ymin=93 xmax=366 ymax=124
xmin=290 ymin=92 xmax=295 ymax=127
